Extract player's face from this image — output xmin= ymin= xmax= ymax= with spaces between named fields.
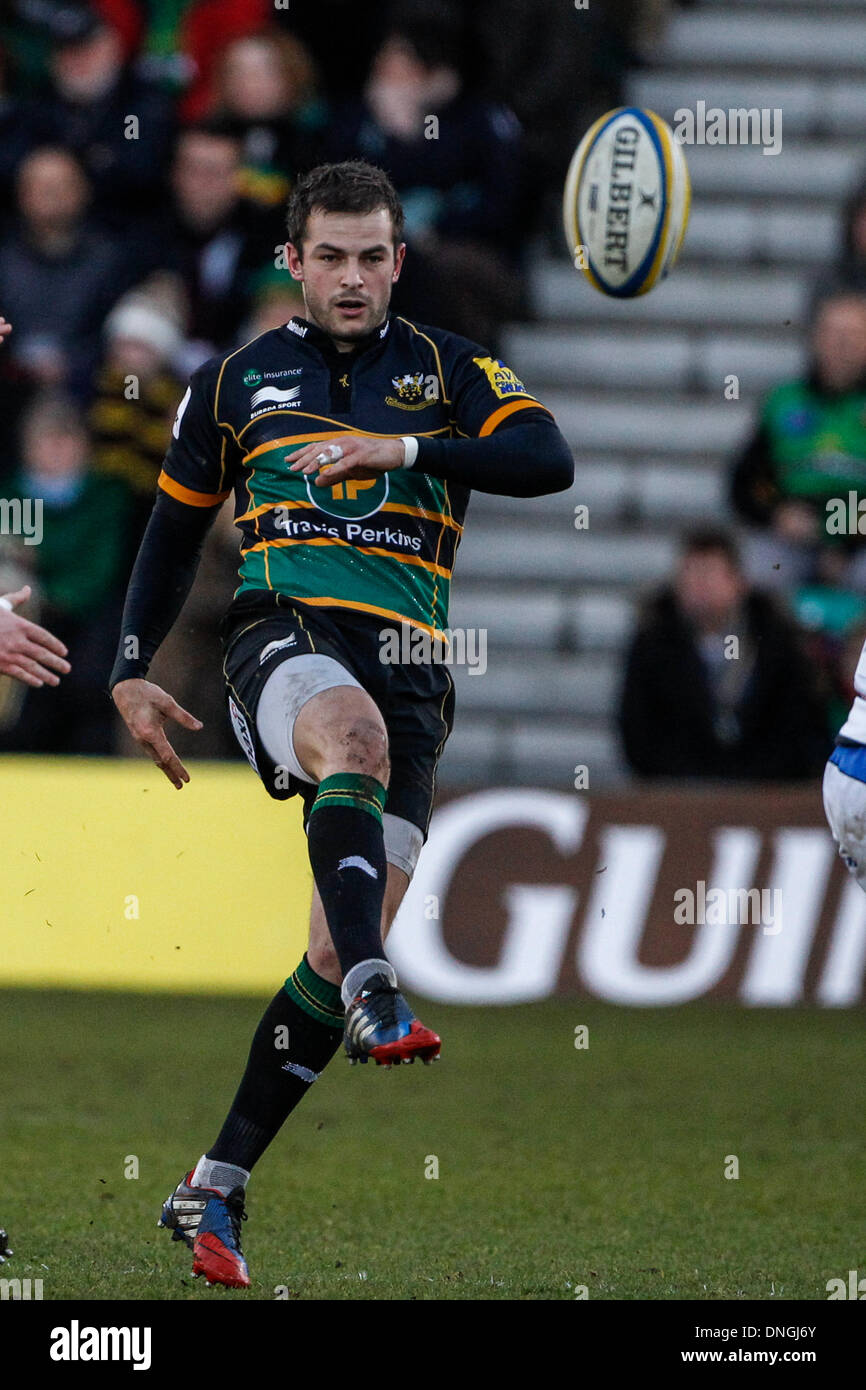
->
xmin=286 ymin=208 xmax=405 ymax=346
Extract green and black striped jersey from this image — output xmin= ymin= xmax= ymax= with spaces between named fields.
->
xmin=159 ymin=313 xmax=553 ymax=639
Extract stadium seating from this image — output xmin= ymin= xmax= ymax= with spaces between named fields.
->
xmin=438 ymin=0 xmax=866 ymax=790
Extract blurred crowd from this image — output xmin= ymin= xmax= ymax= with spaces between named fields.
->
xmin=6 ymin=0 xmax=833 ymax=789
xmin=1 ymin=0 xmax=675 ymax=756
xmin=620 ymin=184 xmax=866 ymax=781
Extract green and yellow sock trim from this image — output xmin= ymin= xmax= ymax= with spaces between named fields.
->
xmin=284 ymin=954 xmax=345 ymax=1030
xmin=308 ymin=772 xmax=387 ymax=826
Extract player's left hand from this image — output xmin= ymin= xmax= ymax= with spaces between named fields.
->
xmin=288 ymin=436 xmax=404 ymax=486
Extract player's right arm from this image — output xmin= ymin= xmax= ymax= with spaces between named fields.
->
xmin=110 ymin=366 xmax=237 ymax=788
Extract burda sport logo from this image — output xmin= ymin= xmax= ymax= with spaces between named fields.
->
xmin=251 ymin=385 xmax=302 ymax=412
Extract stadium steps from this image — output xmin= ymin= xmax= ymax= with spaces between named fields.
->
xmin=534 ymin=262 xmax=809 ymax=328
xmin=465 ymin=461 xmax=726 ymax=525
xmin=439 ymin=0 xmax=864 ymax=789
xmin=658 ymin=12 xmax=866 ymax=72
xmin=539 ymin=391 xmax=754 ymax=456
xmin=501 ymin=324 xmax=807 ymax=392
xmin=629 ymin=73 xmax=866 ymax=139
xmin=448 ymin=586 xmax=635 ymax=652
xmin=455 ymin=526 xmax=678 ymax=587
xmin=438 ymin=715 xmax=623 ymax=789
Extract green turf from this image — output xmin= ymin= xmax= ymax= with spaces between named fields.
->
xmin=0 ymin=989 xmax=863 ymax=1300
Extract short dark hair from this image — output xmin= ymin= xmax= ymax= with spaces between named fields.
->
xmin=286 ymin=160 xmax=405 ymax=257
xmin=681 ymin=525 xmax=741 ymax=569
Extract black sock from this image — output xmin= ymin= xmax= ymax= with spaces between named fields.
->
xmin=305 ymin=773 xmax=388 ymax=976
xmin=208 ymin=956 xmax=344 ymax=1172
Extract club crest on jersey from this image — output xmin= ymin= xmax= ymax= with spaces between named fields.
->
xmin=472 ymin=356 xmax=531 ymax=399
xmin=386 ymin=372 xmax=437 ymax=410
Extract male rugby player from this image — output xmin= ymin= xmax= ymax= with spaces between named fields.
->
xmin=110 ymin=160 xmax=573 ymax=1287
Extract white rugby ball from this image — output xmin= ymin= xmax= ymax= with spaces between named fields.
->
xmin=563 ymin=106 xmax=691 ymax=298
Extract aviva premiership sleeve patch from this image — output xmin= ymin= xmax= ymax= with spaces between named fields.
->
xmin=472 ymin=356 xmax=532 ymax=399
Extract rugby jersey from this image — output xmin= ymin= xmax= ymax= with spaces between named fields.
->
xmin=159 ymin=313 xmax=553 ymax=638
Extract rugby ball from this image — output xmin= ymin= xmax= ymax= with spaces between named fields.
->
xmin=563 ymin=106 xmax=691 ymax=297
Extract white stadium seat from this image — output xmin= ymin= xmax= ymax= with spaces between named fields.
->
xmin=437 ymin=0 xmax=863 ymax=788
xmin=534 ymin=262 xmax=808 ymax=327
xmin=660 ymin=13 xmax=866 ymax=70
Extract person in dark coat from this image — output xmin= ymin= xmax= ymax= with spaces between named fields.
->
xmin=618 ymin=527 xmax=831 ymax=780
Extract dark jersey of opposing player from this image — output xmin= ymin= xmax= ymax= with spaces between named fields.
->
xmin=160 ymin=313 xmax=552 ymax=639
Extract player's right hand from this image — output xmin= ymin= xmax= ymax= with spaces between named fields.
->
xmin=112 ymin=678 xmax=202 ymax=789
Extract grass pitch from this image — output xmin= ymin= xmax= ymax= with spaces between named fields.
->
xmin=0 ymin=989 xmax=863 ymax=1301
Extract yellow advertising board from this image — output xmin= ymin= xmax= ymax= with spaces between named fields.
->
xmin=0 ymin=757 xmax=311 ymax=993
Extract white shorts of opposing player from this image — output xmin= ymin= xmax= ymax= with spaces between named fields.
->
xmin=823 ymin=636 xmax=866 ymax=891
xmin=823 ymin=759 xmax=866 ymax=890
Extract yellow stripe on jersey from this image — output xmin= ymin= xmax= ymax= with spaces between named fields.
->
xmin=235 ymin=496 xmax=463 ymax=532
xmin=478 ymin=398 xmax=552 ymax=437
xmin=241 ymin=533 xmax=453 ymax=579
xmin=278 ymin=593 xmax=449 ymax=642
xmin=158 ymin=470 xmax=231 ymax=507
xmin=241 ymin=423 xmax=451 ymax=460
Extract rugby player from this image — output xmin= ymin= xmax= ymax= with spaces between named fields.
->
xmin=109 ymin=160 xmax=573 ymax=1288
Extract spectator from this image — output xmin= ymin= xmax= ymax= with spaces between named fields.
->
xmin=324 ymin=11 xmax=524 ymax=346
xmin=619 ymin=528 xmax=830 ymax=780
xmin=39 ymin=9 xmax=175 ymax=231
xmin=731 ymin=291 xmax=866 ymax=593
xmin=0 ymin=146 xmax=128 ymax=447
xmin=209 ymin=31 xmax=326 ymax=212
xmin=0 ymin=42 xmax=52 ymax=210
xmin=836 ymin=174 xmax=866 ymax=295
xmin=139 ymin=122 xmax=285 ymax=357
xmin=272 ymin=0 xmax=387 ymax=101
xmin=0 ymin=392 xmax=130 ymax=753
xmin=240 ymin=281 xmax=306 ymax=342
xmin=89 ymin=284 xmax=186 ymax=549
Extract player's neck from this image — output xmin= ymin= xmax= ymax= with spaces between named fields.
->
xmin=294 ymin=311 xmax=388 ymax=355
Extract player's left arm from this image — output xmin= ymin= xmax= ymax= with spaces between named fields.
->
xmin=288 ymin=343 xmax=573 ymax=498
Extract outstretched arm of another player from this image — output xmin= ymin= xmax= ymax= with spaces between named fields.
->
xmin=0 ymin=586 xmax=70 ymax=686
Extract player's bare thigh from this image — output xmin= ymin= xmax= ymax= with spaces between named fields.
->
xmin=293 ymin=683 xmax=389 ymax=784
xmin=307 ymin=861 xmax=409 ymax=984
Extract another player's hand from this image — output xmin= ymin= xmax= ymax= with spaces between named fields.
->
xmin=112 ymin=678 xmax=202 ymax=789
xmin=289 ymin=435 xmax=405 ymax=486
xmin=0 ymin=316 xmax=11 ymax=346
xmin=0 ymin=585 xmax=70 ymax=686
